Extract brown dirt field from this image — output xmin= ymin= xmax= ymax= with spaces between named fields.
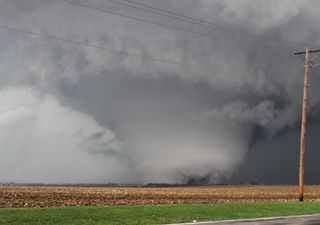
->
xmin=1 ymin=185 xmax=320 ymax=208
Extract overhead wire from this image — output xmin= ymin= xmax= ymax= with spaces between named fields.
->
xmin=0 ymin=22 xmax=290 ymax=88
xmin=105 ymin=0 xmax=315 ymax=50
xmin=63 ymin=0 xmax=297 ymax=54
xmin=0 ymin=24 xmax=249 ymax=79
xmin=0 ymin=0 xmax=306 ymax=84
xmin=309 ymin=86 xmax=320 ymax=93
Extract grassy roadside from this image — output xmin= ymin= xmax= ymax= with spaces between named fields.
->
xmin=1 ymin=202 xmax=320 ymax=225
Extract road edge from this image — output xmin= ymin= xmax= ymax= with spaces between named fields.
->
xmin=165 ymin=213 xmax=320 ymax=225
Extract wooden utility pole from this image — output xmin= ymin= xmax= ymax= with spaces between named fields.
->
xmin=298 ymin=47 xmax=309 ymax=202
xmin=294 ymin=48 xmax=320 ymax=201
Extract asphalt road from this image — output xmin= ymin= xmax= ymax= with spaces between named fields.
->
xmin=170 ymin=215 xmax=320 ymax=225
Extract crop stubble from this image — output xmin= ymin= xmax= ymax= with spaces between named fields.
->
xmin=1 ymin=185 xmax=320 ymax=208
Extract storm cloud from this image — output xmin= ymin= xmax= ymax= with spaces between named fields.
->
xmin=0 ymin=0 xmax=320 ymax=184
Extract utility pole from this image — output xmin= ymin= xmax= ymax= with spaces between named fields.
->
xmin=298 ymin=47 xmax=309 ymax=202
xmin=294 ymin=48 xmax=320 ymax=202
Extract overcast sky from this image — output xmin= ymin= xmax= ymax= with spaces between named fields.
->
xmin=1 ymin=0 xmax=320 ymax=184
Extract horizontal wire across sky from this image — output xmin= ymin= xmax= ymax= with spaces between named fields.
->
xmin=0 ymin=0 xmax=315 ymax=81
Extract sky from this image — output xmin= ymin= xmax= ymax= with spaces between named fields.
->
xmin=0 ymin=0 xmax=320 ymax=184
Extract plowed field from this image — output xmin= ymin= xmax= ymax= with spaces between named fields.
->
xmin=1 ymin=185 xmax=320 ymax=208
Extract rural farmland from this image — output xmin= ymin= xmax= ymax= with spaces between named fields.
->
xmin=2 ymin=185 xmax=320 ymax=208
xmin=3 ymin=0 xmax=320 ymax=224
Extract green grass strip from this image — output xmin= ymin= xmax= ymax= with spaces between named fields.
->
xmin=1 ymin=202 xmax=320 ymax=225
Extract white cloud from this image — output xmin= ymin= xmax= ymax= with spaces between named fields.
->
xmin=0 ymin=87 xmax=131 ymax=183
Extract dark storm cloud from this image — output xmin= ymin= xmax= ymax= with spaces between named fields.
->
xmin=0 ymin=0 xmax=320 ymax=184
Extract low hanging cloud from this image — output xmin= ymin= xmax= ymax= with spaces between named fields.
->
xmin=0 ymin=87 xmax=132 ymax=183
xmin=0 ymin=0 xmax=320 ymax=184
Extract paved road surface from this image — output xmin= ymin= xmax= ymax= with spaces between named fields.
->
xmin=169 ymin=215 xmax=320 ymax=225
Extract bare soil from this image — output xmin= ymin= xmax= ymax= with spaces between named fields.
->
xmin=1 ymin=185 xmax=320 ymax=208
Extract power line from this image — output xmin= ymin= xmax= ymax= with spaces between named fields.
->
xmin=106 ymin=0 xmax=314 ymax=49
xmin=63 ymin=0 xmax=295 ymax=54
xmin=115 ymin=0 xmax=302 ymax=46
xmin=0 ymin=24 xmax=246 ymax=77
xmin=309 ymin=86 xmax=320 ymax=93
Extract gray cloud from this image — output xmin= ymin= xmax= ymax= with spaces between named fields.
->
xmin=0 ymin=0 xmax=319 ymax=184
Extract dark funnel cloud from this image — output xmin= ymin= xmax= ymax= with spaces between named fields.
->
xmin=0 ymin=0 xmax=320 ymax=184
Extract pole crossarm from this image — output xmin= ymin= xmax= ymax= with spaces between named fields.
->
xmin=294 ymin=49 xmax=320 ymax=55
xmin=295 ymin=49 xmax=320 ymax=67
